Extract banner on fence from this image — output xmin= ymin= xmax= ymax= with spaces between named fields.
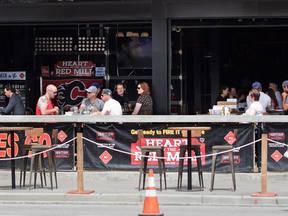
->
xmin=264 ymin=123 xmax=288 ymax=171
xmin=83 ymin=123 xmax=254 ymax=172
xmin=0 ymin=123 xmax=74 ymax=170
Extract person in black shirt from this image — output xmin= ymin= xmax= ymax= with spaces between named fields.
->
xmin=214 ymin=85 xmax=229 ymax=105
xmin=112 ymin=83 xmax=129 ymax=106
xmin=0 ymin=84 xmax=25 ymax=115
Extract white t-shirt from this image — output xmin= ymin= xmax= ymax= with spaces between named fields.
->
xmin=246 ymin=92 xmax=271 ymax=112
xmin=103 ymin=98 xmax=122 ymax=115
xmin=245 ymin=101 xmax=263 ymax=116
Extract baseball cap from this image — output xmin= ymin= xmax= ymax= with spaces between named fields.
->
xmin=91 ymin=82 xmax=103 ymax=88
xmin=102 ymin=88 xmax=112 ymax=96
xmin=85 ymin=86 xmax=98 ymax=93
xmin=282 ymin=80 xmax=288 ymax=87
xmin=252 ymin=81 xmax=261 ymax=88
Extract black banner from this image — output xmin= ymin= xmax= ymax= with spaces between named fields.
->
xmin=0 ymin=123 xmax=74 ymax=170
xmin=83 ymin=123 xmax=254 ymax=172
xmin=263 ymin=123 xmax=288 ymax=171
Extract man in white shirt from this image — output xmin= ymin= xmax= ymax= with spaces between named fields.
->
xmin=93 ymin=89 xmax=122 ymax=115
xmin=246 ymin=81 xmax=271 ymax=112
xmin=269 ymin=82 xmax=282 ymax=109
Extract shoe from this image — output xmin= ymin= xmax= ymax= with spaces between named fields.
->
xmin=284 ymin=150 xmax=288 ymax=159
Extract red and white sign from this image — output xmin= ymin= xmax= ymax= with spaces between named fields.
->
xmin=58 ymin=130 xmax=67 ymax=142
xmin=268 ymin=132 xmax=285 ymax=140
xmin=42 ymin=78 xmax=103 ymax=109
xmin=271 ymin=150 xmax=283 ymax=162
xmin=41 ymin=66 xmax=50 ymax=77
xmin=54 ymin=61 xmax=96 ymax=77
xmin=0 ymin=71 xmax=26 ymax=80
xmin=97 ymin=132 xmax=115 ymax=140
xmin=224 ymin=131 xmax=236 ymax=145
xmin=131 ymin=138 xmax=206 ymax=166
xmin=221 ymin=155 xmax=241 ymax=164
xmin=99 ymin=150 xmax=113 ymax=164
xmin=54 ymin=150 xmax=70 ymax=158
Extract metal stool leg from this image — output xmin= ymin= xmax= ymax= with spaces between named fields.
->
xmin=142 ymin=151 xmax=149 ymax=190
xmin=138 ymin=151 xmax=145 ymax=191
xmin=177 ymin=147 xmax=185 ymax=189
xmin=161 ymin=148 xmax=167 ymax=190
xmin=228 ymin=151 xmax=236 ymax=191
xmin=210 ymin=150 xmax=217 ymax=192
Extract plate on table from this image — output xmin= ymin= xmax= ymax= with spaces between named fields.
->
xmin=275 ymin=109 xmax=283 ymax=111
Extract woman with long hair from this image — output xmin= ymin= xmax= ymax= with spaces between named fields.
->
xmin=265 ymin=88 xmax=278 ymax=109
xmin=132 ymin=82 xmax=153 ymax=115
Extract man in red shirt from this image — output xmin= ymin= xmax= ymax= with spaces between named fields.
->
xmin=36 ymin=84 xmax=59 ymax=115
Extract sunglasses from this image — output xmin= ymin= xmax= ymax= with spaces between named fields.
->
xmin=101 ymin=94 xmax=105 ymax=97
xmin=137 ymin=87 xmax=141 ymax=90
xmin=51 ymin=90 xmax=58 ymax=94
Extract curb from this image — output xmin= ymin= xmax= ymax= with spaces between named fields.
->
xmin=1 ymin=193 xmax=288 ymax=206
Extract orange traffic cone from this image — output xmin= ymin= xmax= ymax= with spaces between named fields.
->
xmin=138 ymin=169 xmax=164 ymax=216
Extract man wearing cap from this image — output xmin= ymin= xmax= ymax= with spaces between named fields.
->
xmin=93 ymin=89 xmax=122 ymax=115
xmin=90 ymin=82 xmax=102 ymax=96
xmin=281 ymin=80 xmax=288 ymax=114
xmin=80 ymin=86 xmax=104 ymax=113
xmin=246 ymin=82 xmax=271 ymax=112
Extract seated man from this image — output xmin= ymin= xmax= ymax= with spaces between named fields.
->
xmin=246 ymin=82 xmax=271 ymax=112
xmin=93 ymin=89 xmax=122 ymax=115
xmin=36 ymin=84 xmax=59 ymax=115
xmin=0 ymin=84 xmax=25 ymax=115
xmin=112 ymin=82 xmax=129 ymax=106
xmin=80 ymin=86 xmax=104 ymax=114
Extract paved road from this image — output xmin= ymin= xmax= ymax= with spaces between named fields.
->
xmin=1 ymin=204 xmax=288 ymax=216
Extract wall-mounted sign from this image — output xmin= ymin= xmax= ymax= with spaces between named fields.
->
xmin=41 ymin=66 xmax=50 ymax=77
xmin=54 ymin=61 xmax=96 ymax=77
xmin=0 ymin=71 xmax=26 ymax=80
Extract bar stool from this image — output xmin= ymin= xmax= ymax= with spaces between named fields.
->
xmin=20 ymin=128 xmax=44 ymax=188
xmin=138 ymin=129 xmax=167 ymax=191
xmin=210 ymin=129 xmax=238 ymax=192
xmin=177 ymin=144 xmax=204 ymax=189
xmin=20 ymin=128 xmax=58 ymax=190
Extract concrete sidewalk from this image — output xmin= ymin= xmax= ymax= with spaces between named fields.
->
xmin=0 ymin=171 xmax=288 ymax=206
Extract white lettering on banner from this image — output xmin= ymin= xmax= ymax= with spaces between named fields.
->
xmin=74 ymin=68 xmax=91 ymax=75
xmin=145 ymin=139 xmax=186 ymax=147
xmin=62 ymin=61 xmax=89 ymax=67
xmin=134 ymin=152 xmax=142 ymax=161
xmin=133 ymin=151 xmax=158 ymax=162
xmin=55 ymin=69 xmax=72 ymax=75
xmin=166 ymin=152 xmax=179 ymax=161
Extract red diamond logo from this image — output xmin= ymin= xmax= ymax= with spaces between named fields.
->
xmin=19 ymin=73 xmax=25 ymax=79
xmin=58 ymin=130 xmax=67 ymax=142
xmin=271 ymin=150 xmax=282 ymax=162
xmin=99 ymin=150 xmax=113 ymax=164
xmin=224 ymin=131 xmax=236 ymax=145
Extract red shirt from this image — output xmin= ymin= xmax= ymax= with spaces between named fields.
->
xmin=36 ymin=95 xmax=55 ymax=115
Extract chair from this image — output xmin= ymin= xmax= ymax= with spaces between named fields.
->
xmin=25 ymin=107 xmax=34 ymax=115
xmin=210 ymin=129 xmax=238 ymax=192
xmin=20 ymin=128 xmax=58 ymax=190
xmin=177 ymin=144 xmax=204 ymax=190
xmin=138 ymin=129 xmax=167 ymax=191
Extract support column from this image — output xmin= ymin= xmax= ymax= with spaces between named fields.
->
xmin=152 ymin=0 xmax=168 ymax=114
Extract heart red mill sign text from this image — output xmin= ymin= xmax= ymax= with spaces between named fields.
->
xmin=54 ymin=61 xmax=96 ymax=77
